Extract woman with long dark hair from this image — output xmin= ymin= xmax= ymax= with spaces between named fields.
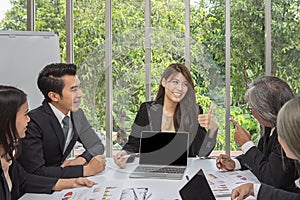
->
xmin=114 ymin=63 xmax=218 ymax=168
xmin=0 ymin=85 xmax=95 ymax=200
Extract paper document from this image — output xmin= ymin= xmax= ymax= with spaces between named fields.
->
xmin=58 ymin=185 xmax=120 ymax=200
xmin=56 ymin=184 xmax=152 ymax=200
xmin=120 ymin=187 xmax=152 ymax=200
xmin=204 ymin=170 xmax=260 ymax=197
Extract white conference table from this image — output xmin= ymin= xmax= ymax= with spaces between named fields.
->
xmin=20 ymin=158 xmax=257 ymax=200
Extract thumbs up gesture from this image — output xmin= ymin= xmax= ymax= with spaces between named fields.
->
xmin=198 ymin=104 xmax=218 ymax=130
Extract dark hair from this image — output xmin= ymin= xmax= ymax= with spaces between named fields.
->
xmin=0 ymin=85 xmax=27 ymax=161
xmin=245 ymin=76 xmax=294 ymax=126
xmin=37 ymin=63 xmax=77 ymax=102
xmin=156 ymin=63 xmax=198 ymax=133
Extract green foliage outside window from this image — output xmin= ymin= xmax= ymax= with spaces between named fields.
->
xmin=1 ymin=0 xmax=299 ymax=150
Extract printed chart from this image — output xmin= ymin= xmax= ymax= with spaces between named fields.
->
xmin=204 ymin=170 xmax=260 ymax=197
xmin=59 ymin=185 xmax=120 ymax=200
xmin=57 ymin=184 xmax=152 ymax=200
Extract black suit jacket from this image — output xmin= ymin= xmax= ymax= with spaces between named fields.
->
xmin=122 ymin=98 xmax=213 ymax=157
xmin=236 ymin=127 xmax=298 ymax=191
xmin=0 ymin=160 xmax=57 ymax=200
xmin=257 ymin=184 xmax=300 ymax=200
xmin=18 ymin=101 xmax=104 ymax=178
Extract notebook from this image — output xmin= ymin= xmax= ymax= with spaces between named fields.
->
xmin=179 ymin=169 xmax=216 ymax=200
xmin=129 ymin=131 xmax=189 ymax=180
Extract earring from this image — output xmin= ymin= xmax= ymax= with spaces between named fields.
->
xmin=13 ymin=139 xmax=19 ymax=147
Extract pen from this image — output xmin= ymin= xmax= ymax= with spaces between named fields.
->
xmin=120 ymin=153 xmax=139 ymax=159
xmin=216 ymin=157 xmax=230 ymax=163
xmin=215 ymin=193 xmax=231 ymax=198
xmin=199 ymin=156 xmax=216 ymax=160
xmin=146 ymin=193 xmax=152 ymax=200
xmin=142 ymin=188 xmax=148 ymax=200
xmin=131 ymin=188 xmax=138 ymax=200
xmin=186 ymin=175 xmax=190 ymax=181
xmin=221 ymin=158 xmax=230 ymax=161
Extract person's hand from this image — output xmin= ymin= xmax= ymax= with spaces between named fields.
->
xmin=83 ymin=155 xmax=106 ymax=176
xmin=198 ymin=105 xmax=218 ymax=130
xmin=72 ymin=177 xmax=96 ymax=188
xmin=61 ymin=156 xmax=87 ymax=168
xmin=216 ymin=154 xmax=235 ymax=171
xmin=231 ymin=183 xmax=254 ymax=200
xmin=52 ymin=177 xmax=96 ymax=190
xmin=230 ymin=118 xmax=251 ymax=146
xmin=113 ymin=150 xmax=128 ymax=169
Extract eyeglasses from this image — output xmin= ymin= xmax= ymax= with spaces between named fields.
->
xmin=247 ymin=105 xmax=254 ymax=113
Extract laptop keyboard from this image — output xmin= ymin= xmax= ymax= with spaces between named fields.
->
xmin=135 ymin=166 xmax=185 ymax=174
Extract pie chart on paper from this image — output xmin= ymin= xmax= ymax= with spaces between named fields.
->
xmin=61 ymin=191 xmax=73 ymax=200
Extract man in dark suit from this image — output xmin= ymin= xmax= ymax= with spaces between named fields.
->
xmin=216 ymin=76 xmax=298 ymax=192
xmin=18 ymin=63 xmax=106 ymax=178
xmin=231 ymin=97 xmax=300 ymax=199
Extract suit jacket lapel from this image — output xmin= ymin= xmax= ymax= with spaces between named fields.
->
xmin=148 ymin=99 xmax=163 ymax=131
xmin=42 ymin=101 xmax=66 ymax=154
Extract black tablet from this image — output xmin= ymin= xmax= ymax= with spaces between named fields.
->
xmin=179 ymin=169 xmax=216 ymax=200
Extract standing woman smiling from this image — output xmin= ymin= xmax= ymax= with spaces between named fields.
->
xmin=0 ymin=85 xmax=95 ymax=200
xmin=114 ymin=63 xmax=218 ymax=168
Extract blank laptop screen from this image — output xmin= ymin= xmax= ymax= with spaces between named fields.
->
xmin=179 ymin=169 xmax=216 ymax=200
xmin=139 ymin=131 xmax=189 ymax=166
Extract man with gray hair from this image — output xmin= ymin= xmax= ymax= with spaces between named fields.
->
xmin=216 ymin=76 xmax=298 ymax=192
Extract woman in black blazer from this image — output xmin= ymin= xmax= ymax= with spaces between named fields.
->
xmin=231 ymin=97 xmax=300 ymax=200
xmin=114 ymin=63 xmax=218 ymax=168
xmin=0 ymin=85 xmax=95 ymax=200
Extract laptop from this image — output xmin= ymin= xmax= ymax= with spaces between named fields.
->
xmin=180 ymin=169 xmax=231 ymax=200
xmin=129 ymin=131 xmax=189 ymax=180
xmin=179 ymin=169 xmax=216 ymax=200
